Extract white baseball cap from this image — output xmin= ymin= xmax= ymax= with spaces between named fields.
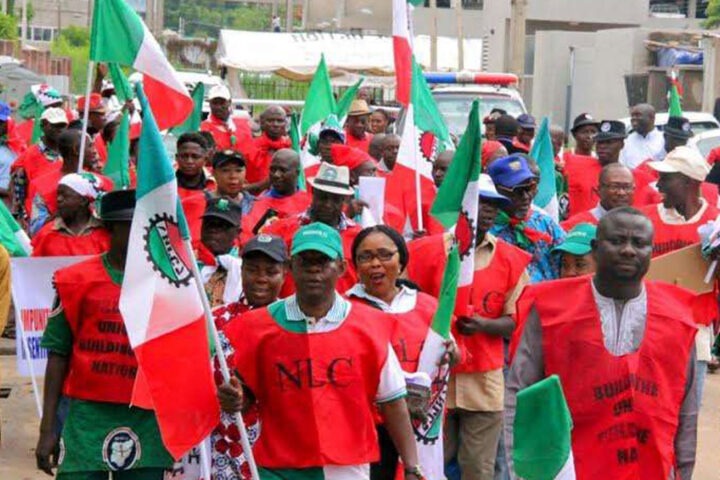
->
xmin=648 ymin=146 xmax=710 ymax=182
xmin=207 ymin=84 xmax=231 ymax=101
xmin=40 ymin=107 xmax=69 ymax=125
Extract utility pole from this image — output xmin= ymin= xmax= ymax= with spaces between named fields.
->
xmin=455 ymin=0 xmax=464 ymax=70
xmin=286 ymin=0 xmax=293 ymax=32
xmin=509 ymin=0 xmax=527 ymax=85
xmin=21 ymin=0 xmax=27 ymax=47
xmin=430 ymin=0 xmax=438 ymax=70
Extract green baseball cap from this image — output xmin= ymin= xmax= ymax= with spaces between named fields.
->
xmin=291 ymin=222 xmax=344 ymax=260
xmin=552 ymin=223 xmax=597 ymax=256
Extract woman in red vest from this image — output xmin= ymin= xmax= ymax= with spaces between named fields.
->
xmin=347 ymin=225 xmax=457 ymax=480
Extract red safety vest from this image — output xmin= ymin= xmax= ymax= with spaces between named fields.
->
xmin=345 ymin=130 xmax=373 ymax=153
xmin=54 ymin=256 xmax=137 ymax=404
xmin=454 ymin=240 xmax=530 ymax=373
xmin=223 ymin=300 xmax=391 ymax=468
xmin=32 ymin=222 xmax=110 ymax=257
xmin=240 ymin=191 xmax=311 ymax=245
xmin=389 ymin=292 xmax=436 ymax=373
xmin=200 ymin=115 xmax=255 ymax=160
xmin=11 ymin=144 xmax=61 ymax=182
xmin=641 ymin=203 xmax=720 ymax=257
xmin=529 ymin=277 xmax=696 ymax=480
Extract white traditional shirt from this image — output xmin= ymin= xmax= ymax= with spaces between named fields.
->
xmin=620 ymin=128 xmax=665 ymax=169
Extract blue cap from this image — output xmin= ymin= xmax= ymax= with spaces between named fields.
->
xmin=487 ymin=154 xmax=537 ymax=188
xmin=477 ymin=173 xmax=510 ymax=206
xmin=517 ymin=113 xmax=536 ymax=129
xmin=0 ymin=102 xmax=11 ymax=122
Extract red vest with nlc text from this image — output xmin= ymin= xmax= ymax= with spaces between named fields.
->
xmin=223 ymin=301 xmax=392 ymax=468
xmin=454 ymin=240 xmax=531 ymax=373
xmin=641 ymin=203 xmax=720 ymax=258
xmin=529 ymin=277 xmax=696 ymax=480
xmin=389 ymin=292 xmax=437 ymax=373
xmin=53 ymin=255 xmax=137 ymax=404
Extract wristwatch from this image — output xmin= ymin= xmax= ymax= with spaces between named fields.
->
xmin=404 ymin=465 xmax=425 ymax=480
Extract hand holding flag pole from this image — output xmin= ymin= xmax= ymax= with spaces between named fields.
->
xmin=184 ymin=238 xmax=261 ymax=480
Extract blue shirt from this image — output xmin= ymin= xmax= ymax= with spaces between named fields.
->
xmin=490 ymin=208 xmax=565 ymax=283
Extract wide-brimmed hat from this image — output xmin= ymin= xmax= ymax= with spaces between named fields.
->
xmin=648 ymin=146 xmax=710 ymax=182
xmin=347 ymin=99 xmax=371 ymax=117
xmin=99 ymin=189 xmax=136 ymax=222
xmin=595 ymin=120 xmax=627 ymax=142
xmin=308 ymin=162 xmax=355 ymax=196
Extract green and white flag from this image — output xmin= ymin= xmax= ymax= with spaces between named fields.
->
xmin=668 ymin=70 xmax=683 ymax=117
xmin=108 ymin=62 xmax=134 ymax=103
xmin=300 ymin=54 xmax=336 ymax=136
xmin=414 ymin=245 xmax=460 ymax=480
xmin=90 ymin=0 xmax=192 ymax=130
xmin=0 ymin=201 xmax=31 ymax=256
xmin=531 ymin=117 xmax=559 ymax=222
xmin=336 ymin=77 xmax=364 ymax=122
xmin=103 ymin=110 xmax=131 ymax=190
xmin=514 ymin=375 xmax=575 ymax=479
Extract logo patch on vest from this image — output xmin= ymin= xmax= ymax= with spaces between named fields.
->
xmin=102 ymin=427 xmax=141 ymax=471
xmin=144 ymin=213 xmax=193 ymax=288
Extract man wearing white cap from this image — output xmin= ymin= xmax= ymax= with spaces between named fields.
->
xmin=640 ymin=145 xmax=718 ymax=409
xmin=200 ymin=84 xmax=255 ymax=162
xmin=11 ymin=107 xmax=68 ymax=221
xmin=263 ymin=162 xmax=363 ymax=294
xmin=640 ymin=146 xmax=718 ymax=258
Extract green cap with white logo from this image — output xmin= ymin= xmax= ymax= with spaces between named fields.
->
xmin=291 ymin=222 xmax=344 ymax=260
xmin=552 ymin=223 xmax=597 ymax=256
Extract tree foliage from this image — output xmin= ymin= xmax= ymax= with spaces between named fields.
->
xmin=51 ymin=27 xmax=90 ymax=94
xmin=164 ymin=0 xmax=281 ymax=37
xmin=705 ymin=0 xmax=720 ymax=28
xmin=0 ymin=13 xmax=18 ymax=40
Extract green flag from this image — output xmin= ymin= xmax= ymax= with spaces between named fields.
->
xmin=669 ymin=72 xmax=683 ymax=117
xmin=513 ymin=375 xmax=574 ymax=479
xmin=301 ymin=55 xmax=337 ymax=136
xmin=108 ymin=63 xmax=134 ymax=103
xmin=289 ymin=112 xmax=306 ymax=191
xmin=0 ymin=201 xmax=30 ymax=256
xmin=335 ymin=77 xmax=364 ymax=120
xmin=171 ymin=83 xmax=205 ymax=136
xmin=430 ymin=99 xmax=481 ymax=229
xmin=411 ymin=57 xmax=450 ymax=142
xmin=104 ymin=110 xmax=131 ymax=189
xmin=430 ymin=245 xmax=460 ymax=339
xmin=531 ymin=117 xmax=559 ymax=221
xmin=30 ymin=107 xmax=43 ymax=145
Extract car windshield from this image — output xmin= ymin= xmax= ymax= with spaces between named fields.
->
xmin=695 ymin=136 xmax=720 ymax=158
xmin=434 ymin=93 xmax=526 ymax=136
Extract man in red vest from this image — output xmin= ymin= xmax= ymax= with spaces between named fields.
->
xmin=345 ymin=99 xmax=374 ymax=152
xmin=445 ymin=174 xmax=531 ymax=479
xmin=37 ymin=189 xmax=173 ymax=478
xmin=218 ymin=222 xmax=423 ymax=480
xmin=641 ymin=146 xmax=718 ymax=258
xmin=378 ymin=134 xmax=401 ymax=174
xmin=241 ymin=149 xmax=311 ymax=244
xmin=561 ymin=163 xmax=635 ymax=231
xmin=507 ymin=207 xmax=698 ymax=480
xmin=176 ymin=132 xmax=216 ymax=240
xmin=565 ymin=120 xmax=653 ymax=217
xmin=263 ymin=162 xmax=362 ymax=294
xmin=247 ymin=105 xmax=291 ymax=188
xmin=200 ymin=84 xmax=254 ymax=162
xmin=11 ymin=107 xmax=68 ymax=221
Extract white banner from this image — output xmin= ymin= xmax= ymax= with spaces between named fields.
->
xmin=11 ymin=256 xmax=90 ymax=377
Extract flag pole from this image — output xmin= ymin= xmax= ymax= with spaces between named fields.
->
xmin=77 ymin=60 xmax=95 ymax=174
xmin=183 ymin=238 xmax=261 ymax=480
xmin=412 ymin=117 xmax=424 ymax=231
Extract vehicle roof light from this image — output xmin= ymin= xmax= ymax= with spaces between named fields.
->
xmin=423 ymin=72 xmax=519 ymax=86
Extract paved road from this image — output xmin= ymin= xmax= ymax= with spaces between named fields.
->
xmin=1 ymin=351 xmax=719 ymax=479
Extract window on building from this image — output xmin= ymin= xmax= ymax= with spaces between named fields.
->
xmin=17 ymin=26 xmax=58 ymax=42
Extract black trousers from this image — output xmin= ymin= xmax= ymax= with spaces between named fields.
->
xmin=370 ymin=425 xmax=400 ymax=480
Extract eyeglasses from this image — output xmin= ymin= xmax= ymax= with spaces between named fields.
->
xmin=355 ymin=249 xmax=398 ymax=264
xmin=600 ymin=183 xmax=634 ymax=193
xmin=498 ymin=183 xmax=538 ymax=197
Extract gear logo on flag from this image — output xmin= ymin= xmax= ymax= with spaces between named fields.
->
xmin=455 ymin=210 xmax=476 ymax=260
xmin=144 ymin=213 xmax=193 ymax=287
xmin=419 ymin=131 xmax=438 ymax=163
xmin=412 ymin=365 xmax=450 ymax=445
